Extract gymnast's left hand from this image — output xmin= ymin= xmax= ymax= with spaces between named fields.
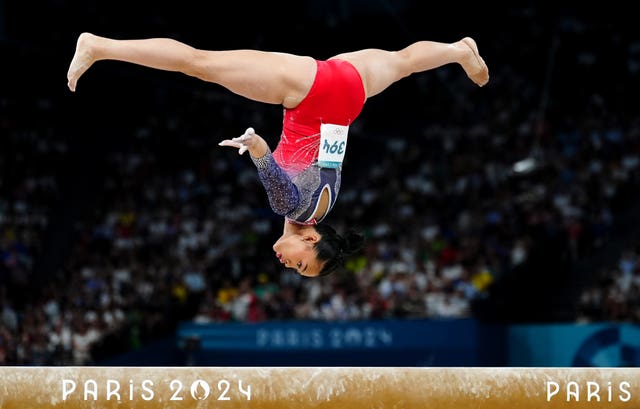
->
xmin=218 ymin=127 xmax=259 ymax=155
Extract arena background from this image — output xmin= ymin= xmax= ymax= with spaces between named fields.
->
xmin=1 ymin=2 xmax=639 ymax=366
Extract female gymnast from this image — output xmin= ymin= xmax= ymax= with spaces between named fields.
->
xmin=67 ymin=32 xmax=489 ymax=278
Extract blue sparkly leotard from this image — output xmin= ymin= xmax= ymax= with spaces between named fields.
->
xmin=250 ymin=59 xmax=365 ymax=225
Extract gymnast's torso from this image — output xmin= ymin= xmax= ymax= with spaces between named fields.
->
xmin=251 ymin=58 xmax=365 ymax=224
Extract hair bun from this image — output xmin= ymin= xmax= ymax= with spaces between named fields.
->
xmin=313 ymin=224 xmax=365 ymax=276
xmin=341 ymin=229 xmax=365 ymax=255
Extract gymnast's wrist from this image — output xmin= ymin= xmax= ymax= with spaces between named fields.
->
xmin=248 ymin=138 xmax=269 ymax=159
xmin=250 ymin=144 xmax=272 ymax=169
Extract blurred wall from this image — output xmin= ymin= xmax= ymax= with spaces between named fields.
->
xmin=168 ymin=320 xmax=640 ymax=367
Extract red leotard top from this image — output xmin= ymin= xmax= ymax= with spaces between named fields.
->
xmin=273 ymin=58 xmax=366 ymax=175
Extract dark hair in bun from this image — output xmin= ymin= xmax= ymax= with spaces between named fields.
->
xmin=312 ymin=223 xmax=365 ymax=277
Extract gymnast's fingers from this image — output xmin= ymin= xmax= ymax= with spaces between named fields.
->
xmin=218 ymin=140 xmax=248 ymax=155
xmin=218 ymin=140 xmax=242 ymax=149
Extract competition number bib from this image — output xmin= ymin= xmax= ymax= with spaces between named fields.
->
xmin=318 ymin=123 xmax=349 ymax=168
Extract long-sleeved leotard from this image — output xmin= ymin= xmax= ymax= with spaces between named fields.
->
xmin=251 ymin=58 xmax=365 ymax=225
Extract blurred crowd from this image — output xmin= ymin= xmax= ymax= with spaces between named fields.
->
xmin=2 ymin=5 xmax=640 ymax=364
xmin=577 ymin=243 xmax=640 ymax=322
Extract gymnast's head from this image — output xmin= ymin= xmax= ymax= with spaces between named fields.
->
xmin=273 ymin=223 xmax=365 ymax=277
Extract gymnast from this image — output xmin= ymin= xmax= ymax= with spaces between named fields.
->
xmin=67 ymin=32 xmax=489 ymax=277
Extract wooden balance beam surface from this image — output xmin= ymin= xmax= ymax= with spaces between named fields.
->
xmin=1 ymin=367 xmax=640 ymax=408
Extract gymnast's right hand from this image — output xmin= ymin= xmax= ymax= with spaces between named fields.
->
xmin=218 ymin=127 xmax=260 ymax=155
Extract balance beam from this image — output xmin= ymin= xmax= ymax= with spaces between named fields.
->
xmin=1 ymin=367 xmax=640 ymax=408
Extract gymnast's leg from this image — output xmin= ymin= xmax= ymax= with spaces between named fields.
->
xmin=331 ymin=37 xmax=489 ymax=99
xmin=67 ymin=33 xmax=317 ymax=108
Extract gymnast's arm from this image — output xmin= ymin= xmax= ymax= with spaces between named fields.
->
xmin=219 ymin=129 xmax=300 ymax=216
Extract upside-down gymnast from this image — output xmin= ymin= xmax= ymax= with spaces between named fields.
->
xmin=67 ymin=32 xmax=489 ymax=278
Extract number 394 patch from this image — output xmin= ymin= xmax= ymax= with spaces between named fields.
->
xmin=318 ymin=123 xmax=349 ymax=168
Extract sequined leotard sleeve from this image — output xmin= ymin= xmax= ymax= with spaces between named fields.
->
xmin=251 ymin=148 xmax=300 ymax=216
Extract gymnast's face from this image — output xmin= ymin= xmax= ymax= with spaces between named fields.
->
xmin=273 ymin=233 xmax=324 ymax=277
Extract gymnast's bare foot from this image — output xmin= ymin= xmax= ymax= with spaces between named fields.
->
xmin=459 ymin=37 xmax=489 ymax=87
xmin=67 ymin=32 xmax=98 ymax=92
